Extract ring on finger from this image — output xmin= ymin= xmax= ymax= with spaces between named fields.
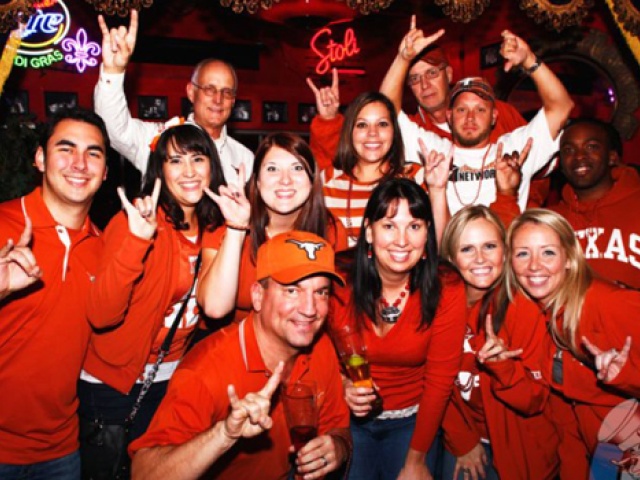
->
xmin=321 ymin=456 xmax=328 ymax=468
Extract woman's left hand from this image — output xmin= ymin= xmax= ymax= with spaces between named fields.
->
xmin=582 ymin=335 xmax=632 ymax=382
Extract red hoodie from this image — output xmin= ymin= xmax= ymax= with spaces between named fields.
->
xmin=442 ymin=296 xmax=559 ymax=479
xmin=551 ymin=166 xmax=640 ymax=289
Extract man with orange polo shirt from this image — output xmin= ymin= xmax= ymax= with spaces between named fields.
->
xmin=131 ymin=231 xmax=351 ymax=480
xmin=0 ymin=108 xmax=109 ymax=479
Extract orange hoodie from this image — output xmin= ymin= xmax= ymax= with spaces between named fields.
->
xmin=551 ymin=166 xmax=640 ymax=289
xmin=84 ymin=212 xmax=197 ymax=394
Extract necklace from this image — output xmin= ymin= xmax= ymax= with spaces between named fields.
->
xmin=379 ymin=282 xmax=410 ymax=324
xmin=451 ymin=144 xmax=491 ymax=208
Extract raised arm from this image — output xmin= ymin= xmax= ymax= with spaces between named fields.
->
xmin=307 ymin=68 xmax=343 ymax=170
xmin=132 ymin=363 xmax=284 ymax=480
xmin=500 ymin=30 xmax=574 ymax=139
xmin=86 ymin=180 xmax=161 ymax=329
xmin=197 ymin=167 xmax=251 ymax=318
xmin=489 ymin=139 xmax=532 ymax=227
xmin=94 ymin=9 xmax=162 ymax=173
xmin=380 ymin=15 xmax=444 ymax=113
xmin=418 ymin=138 xmax=452 ymax=247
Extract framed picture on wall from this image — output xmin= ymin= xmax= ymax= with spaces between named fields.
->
xmin=231 ymin=100 xmax=251 ymax=122
xmin=298 ymin=103 xmax=317 ymax=124
xmin=3 ymin=91 xmax=29 ymax=115
xmin=44 ymin=91 xmax=77 ymax=117
xmin=181 ymin=97 xmax=193 ymax=118
xmin=480 ymin=42 xmax=502 ymax=70
xmin=139 ymin=96 xmax=168 ymax=120
xmin=263 ymin=101 xmax=287 ymax=123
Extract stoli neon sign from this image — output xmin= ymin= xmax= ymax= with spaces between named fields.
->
xmin=310 ymin=26 xmax=360 ymax=75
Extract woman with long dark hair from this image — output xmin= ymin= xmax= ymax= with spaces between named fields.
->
xmin=321 ymin=92 xmax=445 ymax=247
xmin=78 ymin=124 xmax=226 ymax=478
xmin=329 ymin=178 xmax=466 ymax=480
xmin=197 ymin=132 xmax=347 ymax=323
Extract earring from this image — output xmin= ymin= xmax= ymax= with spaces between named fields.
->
xmin=367 ymin=243 xmax=372 ymax=259
xmin=421 ymin=251 xmax=427 ymax=260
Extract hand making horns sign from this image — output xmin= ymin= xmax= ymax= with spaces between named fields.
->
xmin=222 ymin=361 xmax=284 ymax=440
xmin=0 ymin=216 xmax=42 ymax=300
xmin=98 ymin=9 xmax=139 ymax=74
xmin=117 ymin=177 xmax=161 ymax=241
xmin=477 ymin=314 xmax=524 ymax=364
xmin=399 ymin=15 xmax=445 ymax=62
xmin=582 ymin=335 xmax=633 ymax=383
xmin=306 ymin=68 xmax=340 ymax=121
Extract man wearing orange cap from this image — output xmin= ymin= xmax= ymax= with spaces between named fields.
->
xmin=389 ymin=27 xmax=573 ymax=214
xmin=130 ymin=231 xmax=351 ymax=480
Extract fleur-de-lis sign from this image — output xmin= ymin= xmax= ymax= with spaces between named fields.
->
xmin=61 ymin=28 xmax=101 ymax=73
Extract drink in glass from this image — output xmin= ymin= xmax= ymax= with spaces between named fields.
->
xmin=330 ymin=324 xmax=382 ymax=411
xmin=281 ymin=382 xmax=318 ymax=453
xmin=344 ymin=352 xmax=374 ymax=388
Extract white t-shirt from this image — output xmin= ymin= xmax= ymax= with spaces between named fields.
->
xmin=399 ymin=108 xmax=558 ymax=214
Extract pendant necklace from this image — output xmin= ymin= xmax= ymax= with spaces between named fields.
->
xmin=451 ymin=144 xmax=491 ymax=207
xmin=379 ymin=282 xmax=410 ymax=324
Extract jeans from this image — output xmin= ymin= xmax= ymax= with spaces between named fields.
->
xmin=0 ymin=451 xmax=81 ymax=480
xmin=348 ymin=414 xmax=442 ymax=480
xmin=441 ymin=442 xmax=499 ymax=480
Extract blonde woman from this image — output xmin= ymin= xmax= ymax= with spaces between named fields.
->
xmin=504 ymin=209 xmax=640 ymax=480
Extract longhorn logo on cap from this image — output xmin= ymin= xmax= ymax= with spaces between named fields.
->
xmin=286 ymin=239 xmax=325 ymax=260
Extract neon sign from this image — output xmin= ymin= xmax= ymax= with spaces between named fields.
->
xmin=310 ymin=27 xmax=360 ymax=75
xmin=14 ymin=0 xmax=101 ymax=73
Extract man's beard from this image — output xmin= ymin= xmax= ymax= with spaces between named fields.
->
xmin=453 ymin=126 xmax=492 ymax=148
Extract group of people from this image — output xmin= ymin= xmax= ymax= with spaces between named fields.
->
xmin=1 ymin=8 xmax=640 ymax=480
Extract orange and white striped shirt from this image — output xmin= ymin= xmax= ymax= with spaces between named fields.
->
xmin=321 ymin=164 xmax=425 ymax=247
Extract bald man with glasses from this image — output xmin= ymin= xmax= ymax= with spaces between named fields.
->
xmin=94 ymin=10 xmax=252 ymax=186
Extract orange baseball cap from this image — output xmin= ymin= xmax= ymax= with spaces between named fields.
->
xmin=256 ymin=231 xmax=345 ymax=286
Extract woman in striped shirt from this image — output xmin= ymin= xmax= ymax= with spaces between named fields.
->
xmin=319 ymin=92 xmax=446 ymax=247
